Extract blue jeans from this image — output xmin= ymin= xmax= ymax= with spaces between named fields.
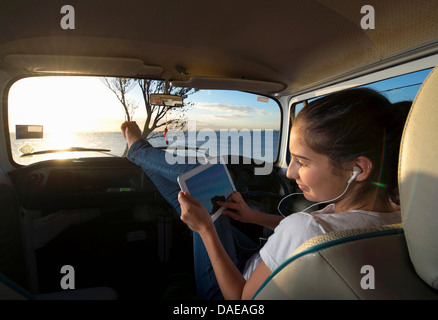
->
xmin=127 ymin=139 xmax=258 ymax=300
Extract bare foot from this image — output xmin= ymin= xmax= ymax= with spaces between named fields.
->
xmin=121 ymin=121 xmax=142 ymax=149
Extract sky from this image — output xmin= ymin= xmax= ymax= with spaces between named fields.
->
xmin=185 ymin=90 xmax=280 ymax=130
xmin=8 ymin=76 xmax=281 ymax=134
xmin=8 ymin=77 xmax=128 ymax=133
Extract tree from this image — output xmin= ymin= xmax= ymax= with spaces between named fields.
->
xmin=101 ymin=77 xmax=196 ymax=151
xmin=137 ymin=79 xmax=195 ymax=140
xmin=100 ymin=77 xmax=138 ymax=121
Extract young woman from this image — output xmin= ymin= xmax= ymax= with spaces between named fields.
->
xmin=122 ymin=88 xmax=408 ymax=300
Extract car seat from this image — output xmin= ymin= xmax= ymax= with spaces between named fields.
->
xmin=0 ymin=168 xmax=117 ymax=300
xmin=253 ymin=65 xmax=438 ymax=300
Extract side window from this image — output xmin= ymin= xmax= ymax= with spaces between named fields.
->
xmin=362 ymin=68 xmax=433 ymax=103
xmin=8 ymin=76 xmax=281 ymax=166
xmin=290 ymin=68 xmax=433 ymax=118
xmin=286 ymin=68 xmax=434 ymax=163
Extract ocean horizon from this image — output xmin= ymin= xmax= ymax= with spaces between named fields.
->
xmin=11 ymin=130 xmax=280 ymax=166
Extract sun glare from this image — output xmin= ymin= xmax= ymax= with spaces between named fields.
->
xmin=45 ymin=130 xmax=77 ymax=149
xmin=8 ymin=76 xmax=129 ymax=134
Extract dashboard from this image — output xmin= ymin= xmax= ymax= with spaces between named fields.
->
xmin=9 ymin=157 xmax=159 ymax=211
xmin=8 ymin=156 xmax=289 ymax=214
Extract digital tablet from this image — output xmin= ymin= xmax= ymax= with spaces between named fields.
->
xmin=177 ymin=159 xmax=236 ymax=222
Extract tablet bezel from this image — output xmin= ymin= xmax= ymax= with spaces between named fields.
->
xmin=177 ymin=158 xmax=236 ymax=222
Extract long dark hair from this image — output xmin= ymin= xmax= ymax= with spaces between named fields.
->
xmin=294 ymin=88 xmax=411 ymax=205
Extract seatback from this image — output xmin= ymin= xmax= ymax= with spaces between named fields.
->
xmin=254 ymin=224 xmax=437 ymax=299
xmin=253 ymin=65 xmax=438 ymax=300
xmin=398 ymin=64 xmax=438 ymax=291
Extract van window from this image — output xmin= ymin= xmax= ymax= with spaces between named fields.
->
xmin=287 ymin=68 xmax=434 ymax=165
xmin=8 ymin=76 xmax=281 ymax=166
xmin=362 ymin=68 xmax=433 ymax=103
xmin=291 ymin=68 xmax=433 ymax=119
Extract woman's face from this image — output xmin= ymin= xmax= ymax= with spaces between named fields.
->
xmin=286 ymin=126 xmax=351 ymax=203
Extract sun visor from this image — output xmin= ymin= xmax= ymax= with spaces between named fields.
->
xmin=2 ymin=54 xmax=163 ymax=77
xmin=171 ymin=77 xmax=286 ymax=94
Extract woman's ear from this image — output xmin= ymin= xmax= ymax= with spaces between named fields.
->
xmin=353 ymin=156 xmax=373 ymax=181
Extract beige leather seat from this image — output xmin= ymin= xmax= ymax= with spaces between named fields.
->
xmin=253 ymin=66 xmax=438 ymax=300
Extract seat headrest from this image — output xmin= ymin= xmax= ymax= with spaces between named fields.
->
xmin=399 ymin=65 xmax=438 ymax=290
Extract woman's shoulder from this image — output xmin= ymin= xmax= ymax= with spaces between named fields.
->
xmin=276 ymin=211 xmax=319 ymax=230
xmin=274 ymin=203 xmax=333 ymax=230
xmin=269 ymin=211 xmax=327 ymax=247
xmin=259 ymin=212 xmax=325 ymax=271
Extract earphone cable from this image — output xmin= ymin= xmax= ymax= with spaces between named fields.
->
xmin=277 ymin=177 xmax=355 ymax=216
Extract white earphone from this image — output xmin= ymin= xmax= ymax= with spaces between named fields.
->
xmin=348 ymin=166 xmax=362 ymax=184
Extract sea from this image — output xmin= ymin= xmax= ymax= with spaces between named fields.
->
xmin=11 ymin=130 xmax=280 ymax=166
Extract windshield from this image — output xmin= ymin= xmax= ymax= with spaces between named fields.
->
xmin=8 ymin=76 xmax=281 ymax=166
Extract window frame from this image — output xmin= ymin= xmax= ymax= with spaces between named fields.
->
xmin=5 ymin=75 xmax=284 ymax=167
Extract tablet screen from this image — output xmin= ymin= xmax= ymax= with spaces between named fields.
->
xmin=184 ymin=163 xmax=235 ymax=216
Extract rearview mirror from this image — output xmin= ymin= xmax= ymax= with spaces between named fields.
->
xmin=150 ymin=94 xmax=183 ymax=106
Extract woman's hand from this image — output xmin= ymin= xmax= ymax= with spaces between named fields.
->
xmin=178 ymin=191 xmax=214 ymax=234
xmin=217 ymin=191 xmax=284 ymax=230
xmin=179 ymin=190 xmax=273 ymax=300
xmin=216 ymin=192 xmax=260 ymax=224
